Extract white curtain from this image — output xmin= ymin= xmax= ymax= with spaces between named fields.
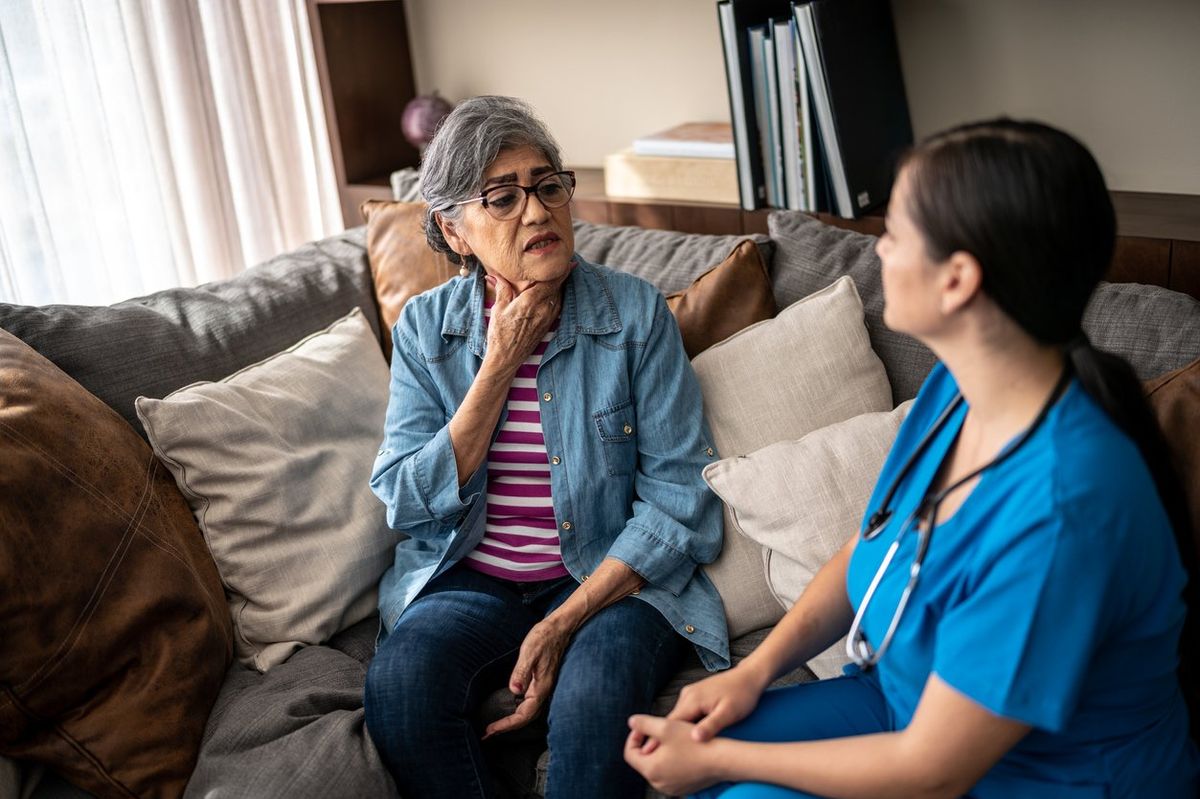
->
xmin=0 ymin=0 xmax=342 ymax=307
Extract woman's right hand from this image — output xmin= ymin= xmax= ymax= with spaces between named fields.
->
xmin=483 ymin=273 xmax=563 ymax=375
xmin=661 ymin=661 xmax=772 ymax=745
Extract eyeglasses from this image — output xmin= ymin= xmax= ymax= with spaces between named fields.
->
xmin=846 ymin=497 xmax=936 ymax=670
xmin=449 ymin=171 xmax=576 ymax=221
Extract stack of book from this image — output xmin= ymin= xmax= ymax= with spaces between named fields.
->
xmin=717 ymin=0 xmax=913 ymax=217
xmin=603 ymin=122 xmax=740 ymax=205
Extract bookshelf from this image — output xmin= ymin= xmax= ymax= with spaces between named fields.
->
xmin=307 ymin=0 xmax=419 ymax=226
xmin=570 ymin=167 xmax=1200 ymax=300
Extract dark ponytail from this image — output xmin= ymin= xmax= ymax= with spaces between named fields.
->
xmin=903 ymin=119 xmax=1196 ymax=734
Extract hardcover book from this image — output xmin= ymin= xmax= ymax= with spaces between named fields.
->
xmin=604 ymin=149 xmax=739 ymax=205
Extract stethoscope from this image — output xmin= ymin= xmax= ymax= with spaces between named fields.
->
xmin=846 ymin=365 xmax=1074 ymax=670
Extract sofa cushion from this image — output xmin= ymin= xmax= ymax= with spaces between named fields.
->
xmin=0 ymin=330 xmax=232 ymax=798
xmin=666 ymin=239 xmax=777 ymax=358
xmin=705 ymin=401 xmax=912 ymax=679
xmin=573 ymin=220 xmax=773 ymax=296
xmin=1084 ymin=284 xmax=1200 ymax=380
xmin=136 ymin=309 xmax=401 ymax=672
xmin=184 ymin=647 xmax=398 ymax=799
xmin=691 ymin=276 xmax=894 ymax=637
xmin=768 ymin=211 xmax=1200 ymax=404
xmin=0 ymin=229 xmax=378 ymax=439
xmin=360 ymin=199 xmax=459 ymax=358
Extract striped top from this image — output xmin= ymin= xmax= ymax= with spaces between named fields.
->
xmin=461 ymin=300 xmax=569 ymax=582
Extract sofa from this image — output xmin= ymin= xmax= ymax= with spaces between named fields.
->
xmin=2 ymin=209 xmax=1198 ymax=799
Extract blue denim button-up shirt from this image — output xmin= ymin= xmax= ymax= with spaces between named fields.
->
xmin=370 ymin=257 xmax=730 ymax=671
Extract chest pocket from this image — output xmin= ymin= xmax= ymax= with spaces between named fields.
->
xmin=593 ymin=399 xmax=638 ymax=476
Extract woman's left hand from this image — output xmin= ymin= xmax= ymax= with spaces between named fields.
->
xmin=483 ymin=618 xmax=571 ymax=738
xmin=624 ymin=715 xmax=720 ymax=795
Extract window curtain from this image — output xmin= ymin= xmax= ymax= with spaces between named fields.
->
xmin=0 ymin=0 xmax=342 ymax=307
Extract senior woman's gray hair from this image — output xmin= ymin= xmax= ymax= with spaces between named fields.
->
xmin=420 ymin=96 xmax=565 ymax=267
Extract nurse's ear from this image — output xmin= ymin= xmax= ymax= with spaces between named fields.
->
xmin=939 ymin=250 xmax=984 ymax=316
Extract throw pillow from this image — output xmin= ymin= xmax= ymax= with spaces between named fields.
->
xmin=692 ymin=276 xmax=894 ymax=637
xmin=666 ymin=239 xmax=777 ymax=358
xmin=0 ymin=329 xmax=232 ymax=798
xmin=136 ymin=308 xmax=401 ymax=672
xmin=360 ymin=199 xmax=459 ymax=359
xmin=1146 ymin=356 xmax=1200 ymax=552
xmin=705 ymin=402 xmax=912 ymax=679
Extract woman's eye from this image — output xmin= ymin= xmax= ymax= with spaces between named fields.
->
xmin=487 ymin=189 xmax=519 ymax=208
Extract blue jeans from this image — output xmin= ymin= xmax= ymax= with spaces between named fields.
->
xmin=691 ymin=673 xmax=893 ymax=799
xmin=364 ymin=565 xmax=687 ymax=798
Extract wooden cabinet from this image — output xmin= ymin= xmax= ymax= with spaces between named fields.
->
xmin=307 ymin=0 xmax=417 ymax=226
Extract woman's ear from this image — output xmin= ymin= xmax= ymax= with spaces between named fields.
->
xmin=939 ymin=250 xmax=984 ymax=315
xmin=435 ymin=211 xmax=473 ymax=258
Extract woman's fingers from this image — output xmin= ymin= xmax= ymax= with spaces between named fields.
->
xmin=692 ymin=703 xmax=732 ymax=741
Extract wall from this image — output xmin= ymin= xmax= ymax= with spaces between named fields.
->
xmin=405 ymin=0 xmax=1200 ymax=194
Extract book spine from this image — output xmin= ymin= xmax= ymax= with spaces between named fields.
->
xmin=795 ymin=3 xmax=853 ymax=218
xmin=718 ymin=2 xmax=757 ymax=210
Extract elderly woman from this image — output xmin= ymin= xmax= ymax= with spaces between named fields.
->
xmin=363 ymin=95 xmax=729 ymax=798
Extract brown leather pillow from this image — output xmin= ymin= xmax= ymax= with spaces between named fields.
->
xmin=361 ymin=199 xmax=459 ymax=359
xmin=1146 ymin=357 xmax=1200 ymax=558
xmin=667 ymin=239 xmax=778 ymax=358
xmin=0 ymin=330 xmax=233 ymax=798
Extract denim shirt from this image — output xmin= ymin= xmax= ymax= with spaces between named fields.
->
xmin=370 ymin=257 xmax=730 ymax=671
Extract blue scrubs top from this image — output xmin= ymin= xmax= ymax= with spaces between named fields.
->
xmin=846 ymin=363 xmax=1198 ymax=798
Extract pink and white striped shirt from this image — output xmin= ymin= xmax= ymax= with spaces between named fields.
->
xmin=462 ymin=301 xmax=569 ymax=582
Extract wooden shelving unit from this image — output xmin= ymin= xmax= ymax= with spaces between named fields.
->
xmin=307 ymin=0 xmax=419 ymax=226
xmin=570 ymin=167 xmax=1200 ymax=300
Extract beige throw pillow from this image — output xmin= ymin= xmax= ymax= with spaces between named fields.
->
xmin=705 ymin=402 xmax=912 ymax=678
xmin=136 ymin=308 xmax=401 ymax=671
xmin=692 ymin=275 xmax=893 ymax=638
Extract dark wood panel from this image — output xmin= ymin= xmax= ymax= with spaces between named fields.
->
xmin=571 ymin=198 xmax=610 ymax=226
xmin=741 ymin=210 xmax=770 ymax=235
xmin=1171 ymin=240 xmax=1200 ymax=300
xmin=1112 ymin=192 xmax=1200 ymax=242
xmin=609 ymin=202 xmax=674 ymax=230
xmin=672 ymin=205 xmax=743 ymax=235
xmin=1107 ymin=236 xmax=1170 ymax=286
xmin=814 ymin=213 xmax=885 ymax=237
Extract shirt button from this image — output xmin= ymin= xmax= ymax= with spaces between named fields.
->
xmin=581 ymin=573 xmax=589 ymax=582
xmin=377 ymin=449 xmax=387 ymax=456
xmin=706 ymin=447 xmax=714 ymax=457
xmin=623 ymin=423 xmax=633 ymax=435
xmin=561 ymin=520 xmax=572 ymax=530
xmin=543 ymin=392 xmax=553 ymax=402
xmin=631 ymin=588 xmax=640 ymax=596
xmin=551 ymin=456 xmax=561 ymax=465
xmin=684 ymin=624 xmax=695 ymax=634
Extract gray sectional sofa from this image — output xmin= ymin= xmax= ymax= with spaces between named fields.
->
xmin=2 ymin=211 xmax=1197 ymax=799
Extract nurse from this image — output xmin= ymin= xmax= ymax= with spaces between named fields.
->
xmin=623 ymin=119 xmax=1199 ymax=799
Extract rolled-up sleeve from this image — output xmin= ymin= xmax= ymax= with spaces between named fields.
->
xmin=369 ymin=308 xmax=484 ymax=534
xmin=606 ymin=296 xmax=722 ymax=595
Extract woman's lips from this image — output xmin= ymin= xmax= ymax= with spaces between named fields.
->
xmin=525 ymin=234 xmax=560 ymax=254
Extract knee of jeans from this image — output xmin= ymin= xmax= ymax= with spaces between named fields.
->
xmin=546 ymin=668 xmax=642 ymax=741
xmin=365 ymin=647 xmax=445 ymax=737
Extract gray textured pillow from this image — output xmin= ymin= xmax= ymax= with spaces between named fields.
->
xmin=136 ymin=309 xmax=400 ymax=672
xmin=573 ymin=220 xmax=772 ymax=296
xmin=0 ymin=229 xmax=378 ymax=439
xmin=691 ymin=276 xmax=894 ymax=637
xmin=768 ymin=210 xmax=1200 ymax=402
xmin=705 ymin=401 xmax=912 ymax=679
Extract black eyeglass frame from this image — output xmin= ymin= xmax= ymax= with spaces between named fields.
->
xmin=449 ymin=170 xmax=577 ymax=219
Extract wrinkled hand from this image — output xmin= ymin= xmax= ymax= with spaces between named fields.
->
xmin=624 ymin=715 xmax=719 ymax=796
xmin=483 ymin=619 xmax=570 ymax=739
xmin=484 ymin=273 xmax=564 ymax=375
